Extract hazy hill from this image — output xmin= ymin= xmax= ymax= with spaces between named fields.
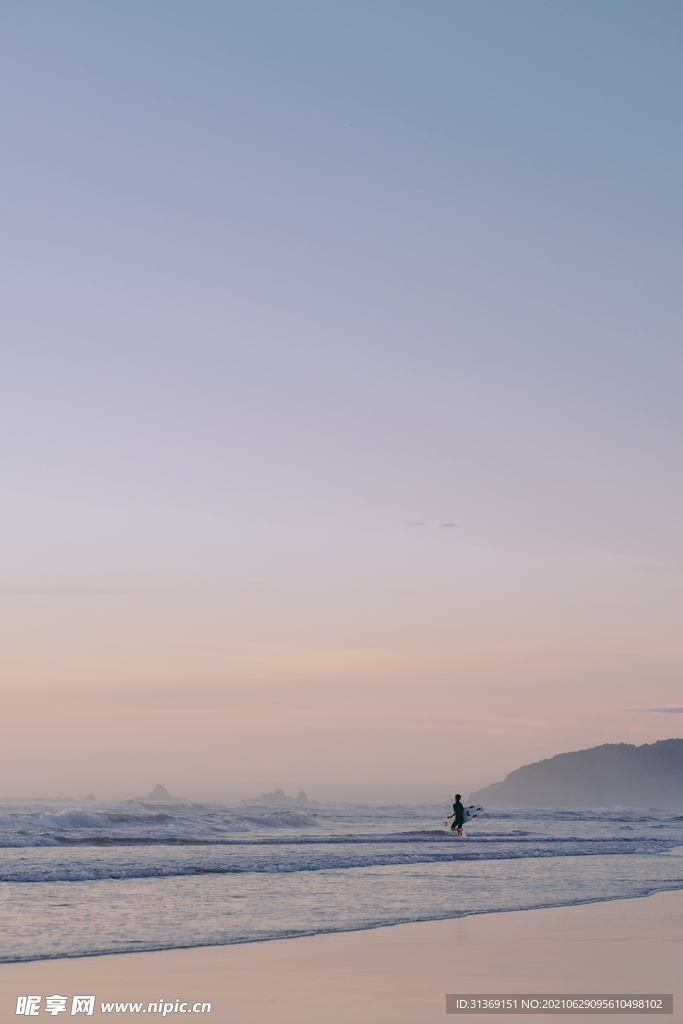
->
xmin=469 ymin=739 xmax=683 ymax=809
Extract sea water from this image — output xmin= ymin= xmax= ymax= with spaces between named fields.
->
xmin=1 ymin=801 xmax=682 ymax=961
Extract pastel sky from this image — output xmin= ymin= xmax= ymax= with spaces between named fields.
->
xmin=1 ymin=1 xmax=682 ymax=802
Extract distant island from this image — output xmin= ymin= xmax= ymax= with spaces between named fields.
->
xmin=136 ymin=784 xmax=182 ymax=804
xmin=242 ymin=788 xmax=311 ymax=805
xmin=469 ymin=739 xmax=683 ymax=809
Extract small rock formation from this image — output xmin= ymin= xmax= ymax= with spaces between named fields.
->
xmin=139 ymin=784 xmax=180 ymax=803
xmin=242 ymin=788 xmax=311 ymax=805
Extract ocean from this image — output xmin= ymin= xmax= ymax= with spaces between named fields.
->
xmin=2 ymin=800 xmax=682 ymax=962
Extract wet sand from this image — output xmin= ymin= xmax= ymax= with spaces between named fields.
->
xmin=1 ymin=890 xmax=681 ymax=1022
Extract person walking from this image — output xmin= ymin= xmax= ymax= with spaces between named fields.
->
xmin=451 ymin=794 xmax=464 ymax=835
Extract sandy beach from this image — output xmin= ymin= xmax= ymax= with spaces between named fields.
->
xmin=2 ymin=890 xmax=681 ymax=1022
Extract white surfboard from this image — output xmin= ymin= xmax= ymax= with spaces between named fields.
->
xmin=442 ymin=804 xmax=484 ymax=828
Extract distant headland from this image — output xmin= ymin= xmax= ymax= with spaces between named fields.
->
xmin=469 ymin=739 xmax=683 ymax=809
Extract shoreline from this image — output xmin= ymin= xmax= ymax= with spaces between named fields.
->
xmin=3 ymin=884 xmax=683 ymax=966
xmin=2 ymin=889 xmax=682 ymax=1021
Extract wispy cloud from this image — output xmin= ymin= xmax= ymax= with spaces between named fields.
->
xmin=0 ymin=586 xmax=143 ymax=597
xmin=406 ymin=521 xmax=425 ymax=526
xmin=439 ymin=522 xmax=458 ymax=528
xmin=643 ymin=707 xmax=683 ymax=713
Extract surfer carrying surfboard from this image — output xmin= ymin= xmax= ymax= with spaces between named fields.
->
xmin=451 ymin=794 xmax=464 ymax=835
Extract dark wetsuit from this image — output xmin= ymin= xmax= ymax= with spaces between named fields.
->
xmin=451 ymin=800 xmax=464 ymax=829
